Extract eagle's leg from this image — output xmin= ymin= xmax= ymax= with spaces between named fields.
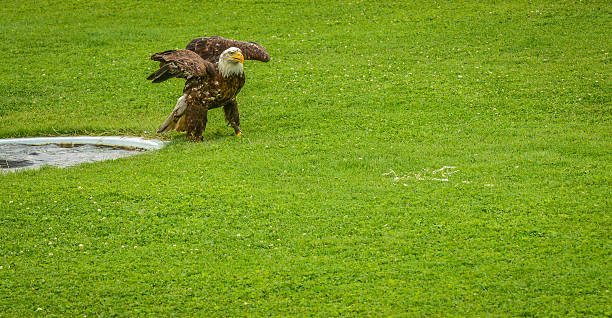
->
xmin=223 ymin=100 xmax=242 ymax=136
xmin=186 ymin=104 xmax=207 ymax=142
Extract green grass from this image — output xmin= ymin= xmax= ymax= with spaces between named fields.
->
xmin=1 ymin=0 xmax=610 ymax=316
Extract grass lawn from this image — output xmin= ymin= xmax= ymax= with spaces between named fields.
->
xmin=1 ymin=0 xmax=610 ymax=316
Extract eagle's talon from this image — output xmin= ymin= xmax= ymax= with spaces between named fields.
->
xmin=236 ymin=131 xmax=242 ymax=136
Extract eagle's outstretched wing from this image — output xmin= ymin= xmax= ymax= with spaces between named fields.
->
xmin=147 ymin=50 xmax=216 ymax=83
xmin=186 ymin=36 xmax=270 ymax=63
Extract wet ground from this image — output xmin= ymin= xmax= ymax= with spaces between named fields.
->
xmin=0 ymin=143 xmax=146 ymax=172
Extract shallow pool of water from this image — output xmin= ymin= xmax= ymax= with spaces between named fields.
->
xmin=0 ymin=136 xmax=165 ymax=172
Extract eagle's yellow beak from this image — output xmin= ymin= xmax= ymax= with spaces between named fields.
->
xmin=232 ymin=52 xmax=244 ymax=64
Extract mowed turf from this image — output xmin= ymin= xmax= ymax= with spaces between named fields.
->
xmin=0 ymin=0 xmax=610 ymax=316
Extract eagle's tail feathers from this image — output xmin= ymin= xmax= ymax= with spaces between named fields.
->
xmin=157 ymin=95 xmax=188 ymax=134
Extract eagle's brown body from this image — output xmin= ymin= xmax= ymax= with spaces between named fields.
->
xmin=177 ymin=67 xmax=246 ymax=140
xmin=147 ymin=36 xmax=269 ymax=141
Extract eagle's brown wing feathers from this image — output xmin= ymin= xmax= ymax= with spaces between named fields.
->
xmin=186 ymin=36 xmax=270 ymax=63
xmin=147 ymin=50 xmax=215 ymax=83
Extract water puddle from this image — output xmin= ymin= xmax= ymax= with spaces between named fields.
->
xmin=0 ymin=136 xmax=165 ymax=173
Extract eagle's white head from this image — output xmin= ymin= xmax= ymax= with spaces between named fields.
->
xmin=218 ymin=47 xmax=244 ymax=78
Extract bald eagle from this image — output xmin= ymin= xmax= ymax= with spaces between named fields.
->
xmin=147 ymin=36 xmax=269 ymax=141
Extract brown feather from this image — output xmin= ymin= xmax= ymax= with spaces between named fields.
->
xmin=146 ymin=63 xmax=171 ymax=81
xmin=147 ymin=50 xmax=214 ymax=81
